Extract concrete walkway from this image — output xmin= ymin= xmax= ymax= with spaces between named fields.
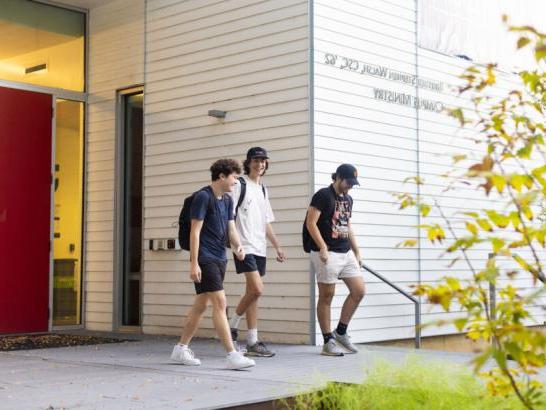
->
xmin=0 ymin=334 xmax=481 ymax=410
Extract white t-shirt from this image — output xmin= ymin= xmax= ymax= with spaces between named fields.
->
xmin=229 ymin=176 xmax=275 ymax=257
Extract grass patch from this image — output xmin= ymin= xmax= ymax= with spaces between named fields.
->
xmin=288 ymin=357 xmax=528 ymax=410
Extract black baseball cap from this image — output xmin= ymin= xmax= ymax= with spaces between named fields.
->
xmin=335 ymin=164 xmax=360 ymax=186
xmin=246 ymin=147 xmax=269 ymax=159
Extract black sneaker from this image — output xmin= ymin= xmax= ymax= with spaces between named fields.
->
xmin=245 ymin=341 xmax=276 ymax=357
xmin=230 ymin=328 xmax=238 ymax=343
xmin=231 ymin=328 xmax=246 ymax=352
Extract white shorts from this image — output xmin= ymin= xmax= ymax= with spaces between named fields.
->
xmin=311 ymin=250 xmax=362 ymax=284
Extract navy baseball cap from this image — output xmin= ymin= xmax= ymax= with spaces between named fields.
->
xmin=246 ymin=147 xmax=269 ymax=159
xmin=336 ymin=164 xmax=360 ymax=186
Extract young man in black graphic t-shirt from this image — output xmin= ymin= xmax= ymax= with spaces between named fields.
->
xmin=305 ymin=164 xmax=366 ymax=356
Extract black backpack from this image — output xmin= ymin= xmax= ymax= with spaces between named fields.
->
xmin=178 ymin=186 xmax=215 ymax=251
xmin=302 ymin=187 xmax=351 ymax=253
xmin=234 ymin=176 xmax=266 ymax=219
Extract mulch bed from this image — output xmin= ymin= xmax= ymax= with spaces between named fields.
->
xmin=0 ymin=333 xmax=127 ymax=351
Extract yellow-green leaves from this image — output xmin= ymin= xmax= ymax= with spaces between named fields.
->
xmin=466 ymin=222 xmax=478 ymax=236
xmin=485 ymin=210 xmax=510 ymax=228
xmin=397 ymin=239 xmax=417 ymax=248
xmin=517 ymin=37 xmax=531 ymax=49
xmin=491 ymin=237 xmax=505 ymax=253
xmin=449 ymin=107 xmax=466 ymax=126
xmin=404 ymin=23 xmax=546 ymax=409
xmin=426 ymin=224 xmax=446 ymax=244
xmin=491 ymin=175 xmax=506 ymax=193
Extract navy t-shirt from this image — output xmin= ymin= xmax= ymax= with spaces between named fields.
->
xmin=190 ymin=189 xmax=233 ymax=261
xmin=309 ymin=185 xmax=352 ymax=253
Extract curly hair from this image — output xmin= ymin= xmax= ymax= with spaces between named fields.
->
xmin=210 ymin=158 xmax=242 ymax=181
xmin=243 ymin=158 xmax=269 ymax=175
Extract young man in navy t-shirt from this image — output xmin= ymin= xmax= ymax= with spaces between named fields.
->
xmin=305 ymin=164 xmax=366 ymax=356
xmin=171 ymin=159 xmax=256 ymax=370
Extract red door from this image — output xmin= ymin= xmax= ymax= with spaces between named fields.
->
xmin=0 ymin=87 xmax=52 ymax=334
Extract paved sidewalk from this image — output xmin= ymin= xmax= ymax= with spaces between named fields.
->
xmin=0 ymin=335 xmax=480 ymax=410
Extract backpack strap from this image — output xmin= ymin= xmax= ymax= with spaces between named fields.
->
xmin=202 ymin=186 xmax=216 ymax=215
xmin=234 ymin=177 xmax=247 ymax=218
xmin=234 ymin=177 xmax=268 ymax=218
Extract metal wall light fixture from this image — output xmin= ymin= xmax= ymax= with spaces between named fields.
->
xmin=208 ymin=110 xmax=226 ymax=118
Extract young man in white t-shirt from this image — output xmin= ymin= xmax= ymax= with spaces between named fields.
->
xmin=228 ymin=147 xmax=285 ymax=357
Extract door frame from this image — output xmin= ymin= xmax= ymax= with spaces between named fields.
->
xmin=113 ymin=85 xmax=145 ymax=332
xmin=0 ymin=80 xmax=87 ymax=332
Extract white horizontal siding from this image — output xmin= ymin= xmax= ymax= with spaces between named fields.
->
xmin=313 ymin=0 xmax=545 ymax=343
xmin=313 ymin=0 xmax=419 ymax=344
xmin=84 ymin=0 xmax=145 ymax=331
xmin=143 ymin=0 xmax=310 ymax=343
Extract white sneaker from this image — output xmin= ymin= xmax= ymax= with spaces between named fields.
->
xmin=171 ymin=344 xmax=201 ymax=365
xmin=321 ymin=339 xmax=345 ymax=356
xmin=226 ymin=351 xmax=256 ymax=370
xmin=333 ymin=330 xmax=359 ymax=353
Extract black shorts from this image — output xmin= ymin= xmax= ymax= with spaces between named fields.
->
xmin=194 ymin=257 xmax=227 ymax=294
xmin=233 ymin=254 xmax=266 ymax=277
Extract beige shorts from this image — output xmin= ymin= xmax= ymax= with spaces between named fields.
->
xmin=311 ymin=250 xmax=362 ymax=284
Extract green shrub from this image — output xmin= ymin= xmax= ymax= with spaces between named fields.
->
xmin=288 ymin=357 xmax=529 ymax=410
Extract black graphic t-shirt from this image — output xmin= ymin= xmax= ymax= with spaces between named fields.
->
xmin=309 ymin=185 xmax=352 ymax=253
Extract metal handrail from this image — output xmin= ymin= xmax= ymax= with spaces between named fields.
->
xmin=362 ymin=263 xmax=421 ymax=349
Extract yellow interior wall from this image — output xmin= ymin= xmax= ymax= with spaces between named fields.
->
xmin=0 ymin=37 xmax=84 ymax=91
xmin=54 ymin=100 xmax=84 ymax=323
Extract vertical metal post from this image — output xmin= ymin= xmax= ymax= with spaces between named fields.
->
xmin=489 ymin=282 xmax=496 ymax=321
xmin=488 ymin=253 xmax=496 ymax=320
xmin=415 ymin=301 xmax=421 ymax=348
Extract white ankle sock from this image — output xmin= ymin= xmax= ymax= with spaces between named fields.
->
xmin=229 ymin=313 xmax=243 ymax=329
xmin=178 ymin=343 xmax=188 ymax=349
xmin=247 ymin=328 xmax=258 ymax=346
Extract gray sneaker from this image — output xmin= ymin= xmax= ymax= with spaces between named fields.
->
xmin=245 ymin=341 xmax=275 ymax=357
xmin=321 ymin=339 xmax=345 ymax=356
xmin=333 ymin=330 xmax=358 ymax=353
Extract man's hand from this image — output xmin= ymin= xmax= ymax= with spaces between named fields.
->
xmin=355 ymin=255 xmax=363 ymax=269
xmin=190 ymin=263 xmax=201 ymax=283
xmin=319 ymin=247 xmax=329 ymax=264
xmin=234 ymin=245 xmax=245 ymax=261
xmin=275 ymin=247 xmax=286 ymax=262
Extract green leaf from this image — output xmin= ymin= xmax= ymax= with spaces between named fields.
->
xmin=486 ymin=210 xmax=510 ymax=228
xmin=454 ymin=317 xmax=467 ymax=331
xmin=477 ymin=219 xmax=493 ymax=232
xmin=419 ymin=204 xmax=431 ymax=217
xmin=397 ymin=239 xmax=418 ymax=248
xmin=449 ymin=108 xmax=466 ymax=127
xmin=452 ymin=154 xmax=467 ymax=163
xmin=466 ymin=222 xmax=478 ymax=236
xmin=491 ymin=237 xmax=505 ymax=252
xmin=535 ymin=43 xmax=546 ymax=61
xmin=491 ymin=175 xmax=506 ymax=193
xmin=517 ymin=37 xmax=531 ymax=49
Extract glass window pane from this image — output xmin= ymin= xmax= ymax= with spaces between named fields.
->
xmin=0 ymin=1 xmax=85 ymax=91
xmin=53 ymin=99 xmax=84 ymax=326
xmin=122 ymin=92 xmax=143 ymax=326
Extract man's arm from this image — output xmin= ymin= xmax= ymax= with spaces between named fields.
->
xmin=228 ymin=220 xmax=245 ymax=261
xmin=189 ymin=219 xmax=203 ymax=282
xmin=306 ymin=206 xmax=329 ymax=263
xmin=348 ymin=222 xmax=362 ymax=268
xmin=266 ymin=223 xmax=285 ymax=262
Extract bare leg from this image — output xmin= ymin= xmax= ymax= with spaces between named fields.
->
xmin=179 ymin=293 xmax=208 ymax=345
xmin=235 ymin=272 xmax=263 ymax=329
xmin=317 ymin=283 xmax=336 ymax=334
xmin=339 ymin=276 xmax=366 ymax=324
xmin=209 ymin=290 xmax=236 ymax=352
